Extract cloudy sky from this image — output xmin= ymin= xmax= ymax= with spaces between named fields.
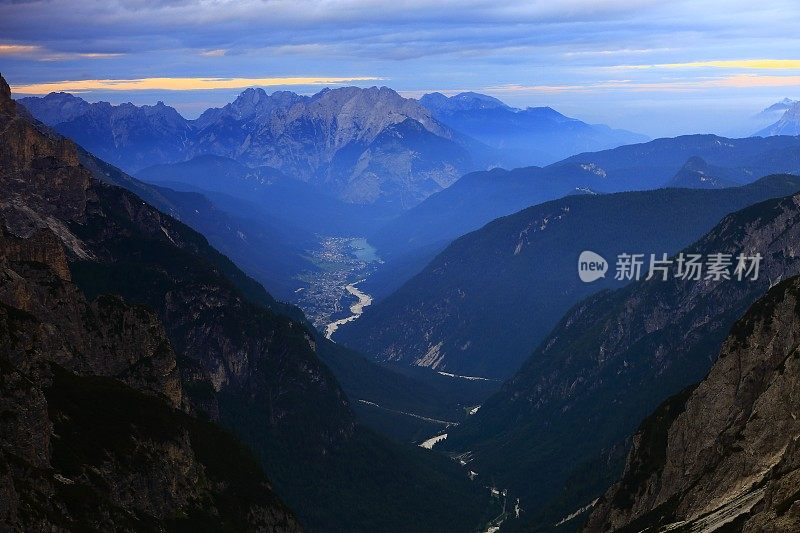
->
xmin=1 ymin=0 xmax=799 ymax=136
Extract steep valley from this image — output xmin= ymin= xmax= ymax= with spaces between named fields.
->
xmin=0 ymin=73 xmax=493 ymax=532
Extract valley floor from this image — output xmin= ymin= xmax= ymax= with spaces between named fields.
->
xmin=292 ymin=236 xmax=380 ymax=334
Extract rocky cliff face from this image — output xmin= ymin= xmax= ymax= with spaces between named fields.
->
xmin=0 ymin=228 xmax=181 ymax=405
xmin=2 ymin=71 xmax=301 ymax=532
xmin=586 ymin=276 xmax=800 ymax=532
xmin=0 ymin=219 xmax=298 ymax=530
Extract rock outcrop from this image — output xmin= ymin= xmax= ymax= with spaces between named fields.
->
xmin=0 ymin=222 xmax=299 ymax=530
xmin=586 ymin=276 xmax=800 ymax=532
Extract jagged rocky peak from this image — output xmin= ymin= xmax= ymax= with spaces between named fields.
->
xmin=240 ymin=86 xmax=267 ymax=100
xmin=231 ymin=87 xmax=295 ymax=116
xmin=183 ymin=83 xmax=468 ymax=205
xmin=302 ymin=84 xmax=451 ymax=140
xmin=141 ymin=99 xmax=184 ymax=116
xmin=585 ymin=275 xmax=800 ymax=532
xmin=193 ymin=87 xmax=307 ymax=128
xmin=196 ymin=84 xmax=452 ymax=144
xmin=20 ymin=91 xmax=93 ymax=125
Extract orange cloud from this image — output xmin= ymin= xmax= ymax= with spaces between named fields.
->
xmin=11 ymin=76 xmax=385 ymax=94
xmin=0 ymin=44 xmax=41 ymax=55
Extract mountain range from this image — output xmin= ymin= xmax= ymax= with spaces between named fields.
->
xmin=19 ymin=87 xmax=477 ymax=208
xmin=368 ymin=134 xmax=800 ymax=279
xmin=18 ymin=92 xmax=194 ymax=172
xmin=440 ymin=187 xmax=800 ymax=530
xmin=189 ymin=86 xmax=481 ymax=207
xmin=338 ymin=175 xmax=800 ymax=378
xmin=19 ymin=88 xmax=654 ymax=210
xmin=419 ymin=91 xmax=648 ymax=167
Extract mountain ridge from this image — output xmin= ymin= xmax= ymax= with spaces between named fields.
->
xmin=341 ymin=174 xmax=800 ymax=378
xmin=418 ymin=91 xmax=648 ymax=167
xmin=19 ymin=87 xmax=650 ymax=208
xmin=371 ymin=133 xmax=800 ymax=260
xmin=440 ymin=187 xmax=800 ymax=529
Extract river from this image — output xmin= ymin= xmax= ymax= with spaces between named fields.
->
xmin=324 ymin=280 xmax=373 ymax=338
xmin=293 ymin=236 xmax=380 ymax=336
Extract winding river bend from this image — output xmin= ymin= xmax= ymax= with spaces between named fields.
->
xmin=293 ymin=237 xmax=379 ymax=337
xmin=325 ymin=281 xmax=373 ymax=339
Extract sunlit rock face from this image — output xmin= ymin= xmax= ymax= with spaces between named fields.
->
xmin=586 ymin=276 xmax=800 ymax=533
